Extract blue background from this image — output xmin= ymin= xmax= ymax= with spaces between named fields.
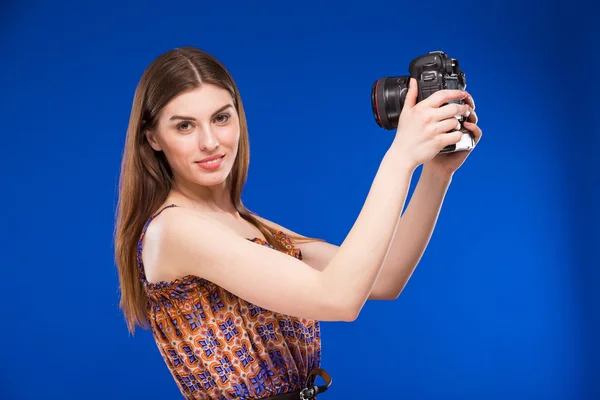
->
xmin=1 ymin=0 xmax=598 ymax=398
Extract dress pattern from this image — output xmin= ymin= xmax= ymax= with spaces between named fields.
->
xmin=136 ymin=204 xmax=322 ymax=399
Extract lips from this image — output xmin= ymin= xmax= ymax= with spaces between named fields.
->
xmin=197 ymin=154 xmax=224 ymax=163
xmin=195 ymin=154 xmax=225 ymax=170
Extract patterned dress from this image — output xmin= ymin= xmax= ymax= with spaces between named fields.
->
xmin=137 ymin=204 xmax=322 ymax=399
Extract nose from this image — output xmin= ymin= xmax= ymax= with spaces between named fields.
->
xmin=199 ymin=128 xmax=220 ymax=151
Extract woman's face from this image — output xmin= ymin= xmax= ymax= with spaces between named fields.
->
xmin=146 ymin=84 xmax=240 ymax=189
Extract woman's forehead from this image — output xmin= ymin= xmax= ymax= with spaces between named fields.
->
xmin=162 ymin=85 xmax=233 ymax=119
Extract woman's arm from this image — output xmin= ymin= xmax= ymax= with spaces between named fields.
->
xmin=368 ymin=166 xmax=452 ymax=299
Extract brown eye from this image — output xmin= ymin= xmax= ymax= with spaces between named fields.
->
xmin=214 ymin=113 xmax=230 ymax=124
xmin=176 ymin=121 xmax=194 ymax=131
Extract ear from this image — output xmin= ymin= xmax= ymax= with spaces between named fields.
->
xmin=145 ymin=130 xmax=162 ymax=151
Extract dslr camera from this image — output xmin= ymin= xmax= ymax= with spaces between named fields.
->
xmin=371 ymin=51 xmax=474 ymax=153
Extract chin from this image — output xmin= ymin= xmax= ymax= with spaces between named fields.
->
xmin=193 ymin=170 xmax=231 ymax=187
xmin=197 ymin=177 xmax=228 ymax=188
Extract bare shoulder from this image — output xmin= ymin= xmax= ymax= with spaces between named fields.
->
xmin=254 ymin=215 xmax=339 ymax=272
xmin=141 ymin=205 xmax=216 ymax=282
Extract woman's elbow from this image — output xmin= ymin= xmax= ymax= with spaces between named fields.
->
xmin=332 ymin=300 xmax=362 ymax=322
xmin=315 ymin=296 xmax=360 ymax=322
xmin=342 ymin=308 xmax=360 ymax=322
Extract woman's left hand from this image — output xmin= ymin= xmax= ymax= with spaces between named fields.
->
xmin=422 ymin=93 xmax=482 ymax=178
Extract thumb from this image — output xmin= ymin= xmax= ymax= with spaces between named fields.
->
xmin=404 ymin=78 xmax=418 ymax=109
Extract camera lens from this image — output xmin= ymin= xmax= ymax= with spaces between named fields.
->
xmin=370 ymin=76 xmax=409 ymax=131
xmin=371 ymin=78 xmax=387 ymax=129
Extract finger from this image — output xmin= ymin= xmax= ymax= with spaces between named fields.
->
xmin=467 ymin=109 xmax=478 ymax=124
xmin=464 ymin=94 xmax=475 ymax=110
xmin=433 ymin=117 xmax=462 ymax=135
xmin=424 ymin=89 xmax=468 ymax=108
xmin=436 ymin=130 xmax=464 ymax=149
xmin=404 ymin=78 xmax=418 ymax=109
xmin=432 ymin=103 xmax=471 ymax=122
xmin=463 ymin=121 xmax=482 ymax=144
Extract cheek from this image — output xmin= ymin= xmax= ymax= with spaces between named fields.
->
xmin=162 ymin=138 xmax=196 ymax=165
xmin=225 ymin=125 xmax=241 ymax=148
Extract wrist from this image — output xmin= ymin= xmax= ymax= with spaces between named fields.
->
xmin=385 ymin=144 xmax=419 ymax=175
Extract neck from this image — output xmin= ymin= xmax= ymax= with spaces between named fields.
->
xmin=169 ymin=177 xmax=238 ymax=215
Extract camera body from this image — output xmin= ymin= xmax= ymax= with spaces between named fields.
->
xmin=371 ymin=51 xmax=475 ymax=153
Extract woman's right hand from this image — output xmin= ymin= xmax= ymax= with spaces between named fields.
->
xmin=391 ymin=78 xmax=472 ymax=168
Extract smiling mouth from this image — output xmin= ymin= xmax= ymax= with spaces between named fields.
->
xmin=197 ymin=154 xmax=225 ymax=164
xmin=198 ymin=156 xmax=223 ymax=165
xmin=196 ymin=154 xmax=225 ymax=169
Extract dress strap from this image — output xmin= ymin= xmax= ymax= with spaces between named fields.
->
xmin=136 ymin=204 xmax=178 ymax=283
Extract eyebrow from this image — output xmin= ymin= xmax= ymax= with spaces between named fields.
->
xmin=169 ymin=104 xmax=233 ymax=121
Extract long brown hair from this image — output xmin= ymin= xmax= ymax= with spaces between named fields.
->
xmin=114 ymin=46 xmax=321 ymax=335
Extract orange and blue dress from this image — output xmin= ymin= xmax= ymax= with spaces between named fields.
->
xmin=136 ymin=204 xmax=323 ymax=399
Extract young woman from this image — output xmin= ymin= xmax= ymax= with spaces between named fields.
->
xmin=114 ymin=46 xmax=481 ymax=400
